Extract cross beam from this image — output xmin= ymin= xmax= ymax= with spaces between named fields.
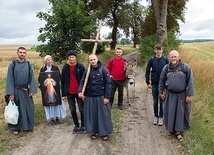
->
xmin=81 ymin=20 xmax=112 ymax=94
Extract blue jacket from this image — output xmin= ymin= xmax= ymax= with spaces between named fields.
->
xmin=61 ymin=62 xmax=85 ymax=96
xmin=145 ymin=56 xmax=169 ymax=85
xmin=78 ymin=61 xmax=111 ymax=98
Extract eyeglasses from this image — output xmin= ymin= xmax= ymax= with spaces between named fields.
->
xmin=155 ymin=47 xmax=162 ymax=50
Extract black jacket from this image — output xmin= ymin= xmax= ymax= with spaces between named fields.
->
xmin=145 ymin=56 xmax=169 ymax=85
xmin=61 ymin=62 xmax=85 ymax=96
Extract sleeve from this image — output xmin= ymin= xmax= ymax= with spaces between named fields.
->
xmin=158 ymin=65 xmax=168 ymax=94
xmin=106 ymin=58 xmax=112 ymax=73
xmin=145 ymin=58 xmax=152 ymax=84
xmin=103 ymin=67 xmax=111 ymax=99
xmin=185 ymin=64 xmax=194 ymax=96
xmin=29 ymin=63 xmax=37 ymax=94
xmin=61 ymin=65 xmax=66 ymax=96
xmin=6 ymin=62 xmax=15 ymax=95
xmin=78 ymin=70 xmax=87 ymax=94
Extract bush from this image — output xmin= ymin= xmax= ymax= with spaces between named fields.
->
xmin=139 ymin=28 xmax=182 ymax=63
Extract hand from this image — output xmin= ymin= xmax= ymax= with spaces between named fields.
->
xmin=147 ymin=84 xmax=152 ymax=89
xmin=159 ymin=94 xmax=166 ymax=100
xmin=78 ymin=93 xmax=85 ymax=101
xmin=9 ymin=94 xmax=14 ymax=100
xmin=62 ymin=96 xmax=66 ymax=101
xmin=186 ymin=96 xmax=192 ymax=103
xmin=103 ymin=98 xmax=109 ymax=105
xmin=29 ymin=93 xmax=33 ymax=97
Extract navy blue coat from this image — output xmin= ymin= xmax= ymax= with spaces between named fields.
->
xmin=61 ymin=62 xmax=85 ymax=96
xmin=78 ymin=61 xmax=111 ymax=99
xmin=145 ymin=56 xmax=169 ymax=85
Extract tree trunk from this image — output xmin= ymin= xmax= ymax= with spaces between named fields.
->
xmin=151 ymin=0 xmax=168 ymax=44
xmin=110 ymin=25 xmax=118 ymax=50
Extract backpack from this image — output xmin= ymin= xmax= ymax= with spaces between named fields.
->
xmin=12 ymin=60 xmax=31 ymax=77
xmin=164 ymin=62 xmax=188 ymax=81
xmin=151 ymin=56 xmax=167 ymax=64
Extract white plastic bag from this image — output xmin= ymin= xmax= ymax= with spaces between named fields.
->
xmin=4 ymin=100 xmax=19 ymax=125
xmin=60 ymin=100 xmax=67 ymax=118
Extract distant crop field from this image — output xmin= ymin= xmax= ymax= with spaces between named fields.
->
xmin=179 ymin=42 xmax=214 ymax=60
xmin=0 ymin=45 xmax=42 ymax=80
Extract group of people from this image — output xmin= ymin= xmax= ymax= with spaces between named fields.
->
xmin=145 ymin=44 xmax=194 ymax=142
xmin=5 ymin=47 xmax=127 ymax=141
xmin=5 ymin=44 xmax=194 ymax=142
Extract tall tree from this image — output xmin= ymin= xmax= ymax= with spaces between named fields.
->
xmin=106 ymin=0 xmax=128 ymax=50
xmin=36 ymin=0 xmax=98 ymax=61
xmin=121 ymin=1 xmax=145 ymax=48
xmin=144 ymin=0 xmax=187 ymax=44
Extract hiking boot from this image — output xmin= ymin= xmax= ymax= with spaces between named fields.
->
xmin=153 ymin=116 xmax=158 ymax=125
xmin=158 ymin=117 xmax=163 ymax=126
xmin=78 ymin=126 xmax=85 ymax=133
xmin=50 ymin=119 xmax=55 ymax=125
xmin=118 ymin=105 xmax=123 ymax=110
xmin=55 ymin=118 xmax=60 ymax=124
xmin=72 ymin=126 xmax=79 ymax=134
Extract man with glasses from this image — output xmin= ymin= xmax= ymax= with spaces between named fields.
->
xmin=145 ymin=44 xmax=169 ymax=126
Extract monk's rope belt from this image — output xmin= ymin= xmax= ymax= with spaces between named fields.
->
xmin=15 ymin=86 xmax=28 ymax=90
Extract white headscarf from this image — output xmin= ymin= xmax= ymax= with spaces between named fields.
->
xmin=44 ymin=55 xmax=52 ymax=63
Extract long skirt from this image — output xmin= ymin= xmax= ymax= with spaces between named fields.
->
xmin=84 ymin=96 xmax=113 ymax=136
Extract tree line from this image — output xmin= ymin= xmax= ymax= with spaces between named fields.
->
xmin=36 ymin=0 xmax=188 ymax=61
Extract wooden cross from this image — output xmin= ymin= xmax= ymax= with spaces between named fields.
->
xmin=81 ymin=20 xmax=112 ymax=94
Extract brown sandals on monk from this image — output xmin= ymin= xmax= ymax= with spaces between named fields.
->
xmin=13 ymin=130 xmax=19 ymax=135
xmin=102 ymin=135 xmax=108 ymax=141
xmin=91 ymin=133 xmax=99 ymax=140
xmin=175 ymin=132 xmax=183 ymax=142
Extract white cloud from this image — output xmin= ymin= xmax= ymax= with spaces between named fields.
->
xmin=0 ymin=0 xmax=49 ymax=44
xmin=0 ymin=0 xmax=213 ymax=44
xmin=179 ymin=0 xmax=214 ymax=40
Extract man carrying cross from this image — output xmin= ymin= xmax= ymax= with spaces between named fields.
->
xmin=78 ymin=21 xmax=113 ymax=140
xmin=78 ymin=54 xmax=113 ymax=141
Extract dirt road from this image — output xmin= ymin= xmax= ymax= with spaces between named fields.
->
xmin=8 ymin=54 xmax=181 ymax=155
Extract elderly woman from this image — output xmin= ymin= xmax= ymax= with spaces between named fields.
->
xmin=38 ymin=55 xmax=64 ymax=125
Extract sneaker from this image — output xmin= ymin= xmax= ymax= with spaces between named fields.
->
xmin=72 ymin=126 xmax=79 ymax=134
xmin=55 ymin=118 xmax=60 ymax=124
xmin=50 ymin=119 xmax=55 ymax=125
xmin=78 ymin=126 xmax=85 ymax=133
xmin=118 ymin=105 xmax=123 ymax=110
xmin=158 ymin=117 xmax=163 ymax=126
xmin=153 ymin=116 xmax=158 ymax=125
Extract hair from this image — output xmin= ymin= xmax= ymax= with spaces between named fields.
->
xmin=116 ymin=47 xmax=122 ymax=50
xmin=17 ymin=47 xmax=26 ymax=52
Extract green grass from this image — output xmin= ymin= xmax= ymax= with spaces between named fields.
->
xmin=179 ymin=42 xmax=214 ymax=154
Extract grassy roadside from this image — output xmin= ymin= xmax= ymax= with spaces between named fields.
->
xmin=179 ymin=42 xmax=214 ymax=154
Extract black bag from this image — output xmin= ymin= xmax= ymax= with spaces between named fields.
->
xmin=4 ymin=95 xmax=10 ymax=103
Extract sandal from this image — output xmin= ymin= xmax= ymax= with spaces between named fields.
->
xmin=13 ymin=130 xmax=19 ymax=135
xmin=102 ymin=135 xmax=108 ymax=141
xmin=91 ymin=133 xmax=99 ymax=140
xmin=175 ymin=132 xmax=183 ymax=142
xmin=168 ymin=132 xmax=174 ymax=136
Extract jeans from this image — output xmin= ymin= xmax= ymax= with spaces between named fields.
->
xmin=67 ymin=93 xmax=84 ymax=127
xmin=110 ymin=79 xmax=125 ymax=106
xmin=152 ymin=85 xmax=163 ymax=118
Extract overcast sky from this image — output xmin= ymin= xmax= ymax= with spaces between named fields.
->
xmin=0 ymin=0 xmax=213 ymax=45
